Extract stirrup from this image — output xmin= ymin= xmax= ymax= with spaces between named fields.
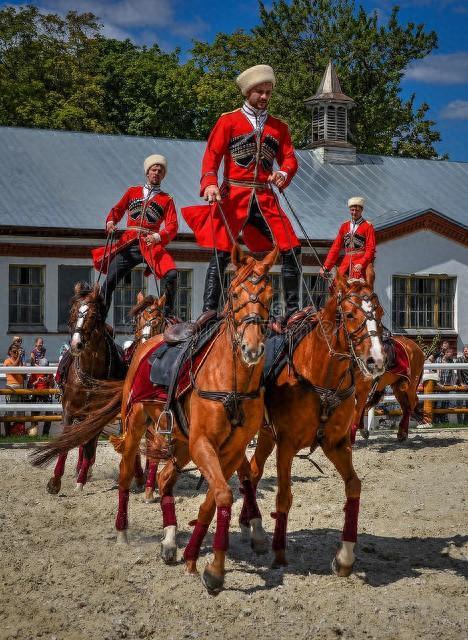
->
xmin=156 ymin=409 xmax=174 ymax=436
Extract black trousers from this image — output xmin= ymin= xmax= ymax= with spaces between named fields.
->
xmin=102 ymin=242 xmax=177 ymax=317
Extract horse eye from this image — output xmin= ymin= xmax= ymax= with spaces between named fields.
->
xmin=346 ymin=312 xmax=354 ymax=319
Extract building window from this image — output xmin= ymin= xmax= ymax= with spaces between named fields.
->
xmin=327 ymin=105 xmax=336 ymax=140
xmin=114 ymin=268 xmax=146 ymax=330
xmin=9 ymin=265 xmax=45 ymax=329
xmin=302 ymin=273 xmax=329 ymax=310
xmin=312 ymin=106 xmax=325 ymax=142
xmin=392 ymin=275 xmax=456 ymax=331
xmin=337 ymin=106 xmax=347 ymax=141
xmin=58 ymin=265 xmax=93 ymax=331
xmin=175 ymin=270 xmax=192 ymax=321
xmin=270 ymin=273 xmax=284 ymax=317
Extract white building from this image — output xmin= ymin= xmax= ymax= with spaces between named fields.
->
xmin=1 ymin=62 xmax=467 ymax=358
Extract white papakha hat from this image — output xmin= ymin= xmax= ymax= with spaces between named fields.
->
xmin=348 ymin=196 xmax=365 ymax=208
xmin=144 ymin=154 xmax=167 ymax=175
xmin=236 ymin=65 xmax=276 ymax=96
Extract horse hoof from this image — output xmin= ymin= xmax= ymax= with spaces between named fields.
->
xmin=201 ymin=567 xmax=224 ymax=596
xmin=160 ymin=543 xmax=177 ymax=565
xmin=46 ymin=478 xmax=61 ymax=495
xmin=251 ymin=537 xmax=269 ymax=556
xmin=240 ymin=523 xmax=251 ymax=542
xmin=359 ymin=428 xmax=369 ymax=440
xmin=116 ymin=530 xmax=129 ymax=545
xmin=185 ymin=560 xmax=199 ymax=576
xmin=331 ymin=555 xmax=354 ymax=577
xmin=75 ymin=483 xmax=84 ymax=492
xmin=271 ymin=552 xmax=288 ymax=569
xmin=397 ymin=431 xmax=408 ymax=442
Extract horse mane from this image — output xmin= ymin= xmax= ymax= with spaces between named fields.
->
xmin=129 ymin=295 xmax=156 ymax=318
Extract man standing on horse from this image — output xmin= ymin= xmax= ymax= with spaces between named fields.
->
xmin=182 ymin=64 xmax=302 ymax=319
xmin=320 ymin=197 xmax=376 ymax=281
xmin=92 ymin=154 xmax=178 ymax=319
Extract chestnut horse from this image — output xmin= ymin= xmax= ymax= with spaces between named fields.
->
xmin=351 ymin=336 xmax=425 ymax=443
xmin=45 ymin=283 xmax=127 ymax=493
xmin=232 ymin=274 xmax=386 ymax=576
xmin=44 ymin=289 xmax=167 ymax=494
xmin=35 ymin=246 xmax=277 ymax=595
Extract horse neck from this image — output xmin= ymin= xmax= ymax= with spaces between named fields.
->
xmin=198 ymin=323 xmax=263 ymax=391
xmin=298 ymin=302 xmax=351 ymax=388
xmin=74 ymin=328 xmax=109 ymax=378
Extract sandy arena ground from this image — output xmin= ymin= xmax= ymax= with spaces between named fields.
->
xmin=1 ymin=430 xmax=467 ymax=640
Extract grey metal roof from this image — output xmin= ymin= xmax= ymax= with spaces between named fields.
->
xmin=0 ymin=126 xmax=467 ymax=240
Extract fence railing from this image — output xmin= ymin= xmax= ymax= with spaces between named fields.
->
xmin=367 ymin=362 xmax=468 ymax=432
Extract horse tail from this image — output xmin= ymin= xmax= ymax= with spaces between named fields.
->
xmin=366 ymin=387 xmax=385 ymax=409
xmin=30 ymin=380 xmax=124 ymax=468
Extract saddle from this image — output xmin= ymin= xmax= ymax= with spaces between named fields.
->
xmin=147 ymin=313 xmax=223 ymax=437
xmin=264 ymin=308 xmax=318 ymax=388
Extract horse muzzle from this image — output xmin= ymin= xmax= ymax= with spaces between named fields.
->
xmin=241 ymin=341 xmax=265 ymax=366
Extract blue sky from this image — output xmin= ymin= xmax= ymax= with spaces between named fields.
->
xmin=3 ymin=0 xmax=468 ymax=161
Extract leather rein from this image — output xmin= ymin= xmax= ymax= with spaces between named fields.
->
xmin=191 ymin=269 xmax=271 ymax=427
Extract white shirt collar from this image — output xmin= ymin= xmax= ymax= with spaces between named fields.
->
xmin=143 ymin=183 xmax=161 ymax=198
xmin=242 ymin=101 xmax=268 ymax=132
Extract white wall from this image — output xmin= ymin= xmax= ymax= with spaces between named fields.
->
xmin=374 ymin=230 xmax=468 ymax=350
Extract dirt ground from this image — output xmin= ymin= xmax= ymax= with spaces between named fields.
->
xmin=0 ymin=430 xmax=467 ymax=640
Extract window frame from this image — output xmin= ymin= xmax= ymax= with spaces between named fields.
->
xmin=57 ymin=264 xmax=94 ymax=332
xmin=9 ymin=264 xmax=46 ymax=332
xmin=175 ymin=269 xmax=193 ymax=322
xmin=113 ymin=267 xmax=147 ymax=332
xmin=392 ymin=274 xmax=456 ymax=332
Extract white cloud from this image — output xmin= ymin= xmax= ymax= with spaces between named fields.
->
xmin=405 ymin=52 xmax=468 ymax=85
xmin=6 ymin=0 xmax=208 ymax=46
xmin=440 ymin=100 xmax=468 ymax=120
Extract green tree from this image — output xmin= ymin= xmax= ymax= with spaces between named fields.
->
xmin=190 ymin=0 xmax=442 ymax=158
xmin=0 ymin=5 xmax=107 ymax=132
xmin=97 ymin=38 xmax=203 ymax=138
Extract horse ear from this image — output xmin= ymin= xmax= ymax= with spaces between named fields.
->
xmin=231 ymin=243 xmax=244 ymax=267
xmin=74 ymin=282 xmax=82 ymax=295
xmin=136 ymin=291 xmax=145 ymax=305
xmin=262 ymin=245 xmax=279 ymax=271
xmin=93 ymin=282 xmax=101 ymax=297
xmin=158 ymin=294 xmax=166 ymax=309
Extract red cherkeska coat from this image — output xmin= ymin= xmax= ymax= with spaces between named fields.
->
xmin=92 ymin=186 xmax=178 ymax=279
xmin=182 ymin=108 xmax=300 ymax=253
xmin=324 ymin=218 xmax=376 ymax=278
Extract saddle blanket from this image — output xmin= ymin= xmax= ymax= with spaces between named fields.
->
xmin=127 ymin=335 xmax=218 ymax=409
xmin=389 ymin=338 xmax=410 ymax=380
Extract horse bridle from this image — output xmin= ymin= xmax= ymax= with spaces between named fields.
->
xmin=228 ymin=270 xmax=271 ymax=346
xmin=134 ymin=303 xmax=165 ymax=343
xmin=336 ymin=290 xmax=383 ymax=376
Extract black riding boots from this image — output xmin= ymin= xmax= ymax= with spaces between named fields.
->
xmin=202 ymin=251 xmax=231 ymax=312
xmin=161 ymin=269 xmax=178 ymax=317
xmin=281 ymin=246 xmax=302 ymax=318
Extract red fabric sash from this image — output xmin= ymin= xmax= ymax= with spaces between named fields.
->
xmin=390 ymin=338 xmax=411 ymax=380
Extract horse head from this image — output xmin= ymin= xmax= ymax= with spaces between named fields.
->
xmin=332 ymin=272 xmax=386 ymax=378
xmin=68 ymin=282 xmax=106 ymax=355
xmin=226 ymin=244 xmax=278 ymax=366
xmin=130 ymin=291 xmax=167 ymax=343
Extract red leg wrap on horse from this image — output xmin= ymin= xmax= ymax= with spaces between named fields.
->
xmin=161 ymin=495 xmax=177 ymax=528
xmin=271 ymin=511 xmax=288 ymax=551
xmin=239 ymin=479 xmax=262 ymax=527
xmin=350 ymin=424 xmax=357 ymax=445
xmin=76 ymin=458 xmax=90 ymax=485
xmin=76 ymin=446 xmax=84 ymax=474
xmin=134 ymin=453 xmax=144 ymax=479
xmin=342 ymin=497 xmax=360 ymax=542
xmin=183 ymin=521 xmax=209 ymax=561
xmin=54 ymin=453 xmax=67 ymax=478
xmin=145 ymin=462 xmax=157 ymax=490
xmin=115 ymin=489 xmax=130 ymax=531
xmin=213 ymin=505 xmax=232 ymax=551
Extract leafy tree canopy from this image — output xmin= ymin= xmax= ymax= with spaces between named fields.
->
xmin=0 ymin=2 xmax=443 ymax=158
